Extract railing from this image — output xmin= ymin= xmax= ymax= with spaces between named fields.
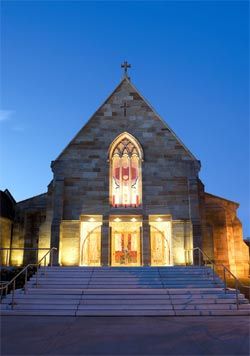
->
xmin=0 ymin=247 xmax=57 ymax=309
xmin=0 ymin=247 xmax=54 ymax=266
xmin=185 ymin=247 xmax=250 ymax=309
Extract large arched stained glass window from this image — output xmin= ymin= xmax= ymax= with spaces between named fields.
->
xmin=109 ymin=133 xmax=143 ymax=207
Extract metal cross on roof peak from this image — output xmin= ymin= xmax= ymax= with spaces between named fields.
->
xmin=121 ymin=61 xmax=131 ymax=78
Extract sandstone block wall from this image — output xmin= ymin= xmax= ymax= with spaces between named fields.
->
xmin=60 ymin=220 xmax=80 ymax=266
xmin=52 ymin=79 xmax=200 ymax=219
xmin=172 ymin=220 xmax=193 ymax=265
xmin=48 ymin=78 xmax=202 ymax=263
xmin=204 ymin=193 xmax=249 ymax=278
xmin=10 ymin=193 xmax=47 ymax=266
xmin=4 ymin=78 xmax=247 ymax=276
xmin=0 ymin=217 xmax=12 ymax=265
xmin=38 ymin=183 xmax=54 ymax=261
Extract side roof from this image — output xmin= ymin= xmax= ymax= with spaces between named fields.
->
xmin=54 ymin=77 xmax=198 ymax=162
xmin=205 ymin=192 xmax=239 ymax=208
xmin=17 ymin=193 xmax=47 ymax=210
xmin=0 ymin=189 xmax=16 ymax=219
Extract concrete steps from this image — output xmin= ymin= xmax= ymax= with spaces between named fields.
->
xmin=1 ymin=266 xmax=249 ymax=316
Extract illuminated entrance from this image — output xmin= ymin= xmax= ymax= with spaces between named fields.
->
xmin=149 ymin=216 xmax=172 ymax=266
xmin=80 ymin=216 xmax=102 ymax=266
xmin=79 ymin=215 xmax=172 ymax=267
xmin=110 ymin=217 xmax=142 ymax=266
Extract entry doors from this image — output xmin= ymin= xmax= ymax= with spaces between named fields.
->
xmin=80 ymin=219 xmax=102 ymax=266
xmin=111 ymin=224 xmax=141 ymax=266
xmin=150 ymin=221 xmax=172 ymax=266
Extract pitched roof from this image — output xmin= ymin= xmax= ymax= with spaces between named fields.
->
xmin=205 ymin=192 xmax=239 ymax=207
xmin=0 ymin=189 xmax=16 ymax=219
xmin=53 ymin=77 xmax=198 ymax=163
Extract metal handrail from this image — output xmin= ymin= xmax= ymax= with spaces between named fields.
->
xmin=0 ymin=248 xmax=53 ymax=250
xmin=0 ymin=247 xmax=57 ymax=309
xmin=186 ymin=247 xmax=250 ymax=309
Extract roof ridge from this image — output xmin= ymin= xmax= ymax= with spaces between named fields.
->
xmin=205 ymin=192 xmax=239 ymax=206
xmin=52 ymin=76 xmax=199 ymax=164
xmin=53 ymin=77 xmax=129 ymax=163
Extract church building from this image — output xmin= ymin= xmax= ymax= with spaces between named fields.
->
xmin=1 ymin=65 xmax=249 ymax=277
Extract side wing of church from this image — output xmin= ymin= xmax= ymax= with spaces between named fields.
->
xmin=1 ymin=76 xmax=248 ymax=277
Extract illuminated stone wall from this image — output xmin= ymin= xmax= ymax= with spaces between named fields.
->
xmin=38 ymin=183 xmax=53 ymax=261
xmin=50 ymin=78 xmax=202 ymax=264
xmin=4 ymin=78 xmax=248 ymax=273
xmin=0 ymin=217 xmax=12 ymax=265
xmin=52 ymin=79 xmax=200 ymax=219
xmin=9 ymin=221 xmax=25 ymax=266
xmin=172 ymin=220 xmax=193 ymax=265
xmin=10 ymin=193 xmax=47 ymax=266
xmin=59 ymin=220 xmax=80 ymax=266
xmin=204 ymin=193 xmax=249 ymax=278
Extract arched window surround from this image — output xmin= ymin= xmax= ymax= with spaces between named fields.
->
xmin=108 ymin=132 xmax=143 ymax=208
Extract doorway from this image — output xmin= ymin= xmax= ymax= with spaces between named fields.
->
xmin=111 ymin=219 xmax=141 ymax=266
xmin=150 ymin=217 xmax=172 ymax=266
xmin=80 ymin=216 xmax=102 ymax=266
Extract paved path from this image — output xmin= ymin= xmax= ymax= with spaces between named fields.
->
xmin=1 ymin=316 xmax=249 ymax=355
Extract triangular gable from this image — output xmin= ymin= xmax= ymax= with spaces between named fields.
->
xmin=205 ymin=192 xmax=239 ymax=207
xmin=3 ymin=189 xmax=16 ymax=204
xmin=126 ymin=78 xmax=198 ymax=161
xmin=54 ymin=77 xmax=198 ymax=162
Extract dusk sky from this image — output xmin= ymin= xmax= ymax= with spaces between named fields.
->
xmin=1 ymin=1 xmax=249 ymax=236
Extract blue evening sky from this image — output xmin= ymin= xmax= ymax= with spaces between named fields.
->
xmin=1 ymin=1 xmax=249 ymax=236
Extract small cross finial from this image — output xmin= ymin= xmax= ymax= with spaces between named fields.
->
xmin=120 ymin=101 xmax=129 ymax=117
xmin=121 ymin=61 xmax=131 ymax=77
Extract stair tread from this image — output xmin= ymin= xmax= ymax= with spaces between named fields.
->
xmin=2 ymin=266 xmax=248 ymax=317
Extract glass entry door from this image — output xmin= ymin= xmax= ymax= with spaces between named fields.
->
xmin=111 ymin=221 xmax=141 ymax=266
xmin=151 ymin=228 xmax=170 ymax=266
xmin=150 ymin=220 xmax=172 ymax=266
xmin=80 ymin=216 xmax=102 ymax=266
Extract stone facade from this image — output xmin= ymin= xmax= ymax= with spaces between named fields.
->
xmin=11 ymin=193 xmax=47 ymax=265
xmin=1 ymin=77 xmax=248 ymax=277
xmin=50 ymin=78 xmax=199 ymax=266
xmin=0 ymin=190 xmax=15 ymax=265
xmin=204 ymin=193 xmax=249 ymax=277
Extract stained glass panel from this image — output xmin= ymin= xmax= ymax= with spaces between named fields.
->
xmin=110 ymin=136 xmax=142 ymax=207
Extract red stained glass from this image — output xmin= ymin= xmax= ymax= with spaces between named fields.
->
xmin=111 ymin=137 xmax=142 ymax=207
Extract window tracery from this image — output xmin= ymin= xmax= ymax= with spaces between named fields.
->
xmin=110 ymin=135 xmax=142 ymax=207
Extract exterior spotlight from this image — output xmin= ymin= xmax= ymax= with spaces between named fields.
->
xmin=131 ymin=218 xmax=137 ymax=222
xmin=114 ymin=218 xmax=121 ymax=222
xmin=156 ymin=217 xmax=162 ymax=222
xmin=88 ymin=217 xmax=95 ymax=222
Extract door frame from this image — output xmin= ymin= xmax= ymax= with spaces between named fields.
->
xmin=110 ymin=219 xmax=142 ymax=267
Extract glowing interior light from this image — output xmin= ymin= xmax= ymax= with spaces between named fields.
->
xmin=156 ymin=217 xmax=162 ymax=222
xmin=131 ymin=218 xmax=137 ymax=222
xmin=110 ymin=135 xmax=142 ymax=208
xmin=88 ymin=217 xmax=95 ymax=222
xmin=114 ymin=218 xmax=121 ymax=222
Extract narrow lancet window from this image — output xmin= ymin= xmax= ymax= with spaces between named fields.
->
xmin=110 ymin=134 xmax=142 ymax=207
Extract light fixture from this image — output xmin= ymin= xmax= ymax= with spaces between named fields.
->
xmin=88 ymin=217 xmax=95 ymax=222
xmin=156 ymin=217 xmax=162 ymax=222
xmin=131 ymin=218 xmax=137 ymax=222
xmin=114 ymin=218 xmax=121 ymax=222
